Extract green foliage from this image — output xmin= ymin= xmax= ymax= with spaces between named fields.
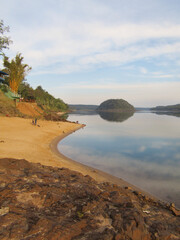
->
xmin=18 ymin=83 xmax=35 ymax=101
xmin=18 ymin=83 xmax=68 ymax=112
xmin=3 ymin=53 xmax=32 ymax=93
xmin=97 ymin=99 xmax=135 ymax=112
xmin=34 ymin=85 xmax=68 ymax=111
xmin=0 ymin=20 xmax=12 ymax=55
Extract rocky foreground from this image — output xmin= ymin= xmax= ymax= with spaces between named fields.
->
xmin=0 ymin=159 xmax=179 ymax=240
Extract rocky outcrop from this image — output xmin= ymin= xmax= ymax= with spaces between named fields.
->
xmin=0 ymin=158 xmax=179 ymax=240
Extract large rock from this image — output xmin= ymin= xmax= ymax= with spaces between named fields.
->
xmin=0 ymin=158 xmax=179 ymax=240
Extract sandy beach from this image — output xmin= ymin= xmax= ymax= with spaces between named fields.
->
xmin=0 ymin=117 xmax=83 ymax=168
xmin=0 ymin=116 xmax=153 ymax=194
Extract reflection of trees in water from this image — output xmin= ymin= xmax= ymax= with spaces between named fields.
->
xmin=152 ymin=111 xmax=180 ymax=118
xmin=98 ymin=111 xmax=134 ymax=122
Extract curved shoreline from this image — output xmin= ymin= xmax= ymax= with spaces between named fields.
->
xmin=50 ymin=124 xmax=157 ymax=200
xmin=0 ymin=116 xmax=158 ymax=202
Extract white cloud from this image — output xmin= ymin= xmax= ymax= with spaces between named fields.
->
xmin=151 ymin=74 xmax=174 ymax=79
xmin=6 ymin=21 xmax=180 ymax=74
xmin=176 ymin=61 xmax=180 ymax=66
xmin=1 ymin=0 xmax=180 ymax=106
xmin=139 ymin=67 xmax=148 ymax=74
xmin=58 ymin=81 xmax=180 ymax=91
xmin=1 ymin=0 xmax=180 ymax=73
xmin=138 ymin=146 xmax=146 ymax=152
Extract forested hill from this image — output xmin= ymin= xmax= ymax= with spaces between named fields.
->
xmin=18 ymin=83 xmax=68 ymax=112
xmin=151 ymin=104 xmax=180 ymax=112
xmin=97 ymin=99 xmax=135 ymax=112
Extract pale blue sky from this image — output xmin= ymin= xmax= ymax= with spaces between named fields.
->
xmin=1 ymin=0 xmax=180 ymax=107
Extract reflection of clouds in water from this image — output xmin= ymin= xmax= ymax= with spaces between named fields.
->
xmin=63 ymin=113 xmax=180 ymax=206
xmin=72 ymin=113 xmax=180 ymax=139
xmin=59 ymin=144 xmax=180 ymax=180
xmin=150 ymin=141 xmax=173 ymax=149
xmin=138 ymin=146 xmax=146 ymax=152
xmin=59 ymin=144 xmax=180 ymax=206
xmin=174 ymin=153 xmax=180 ymax=160
xmin=121 ymin=149 xmax=133 ymax=154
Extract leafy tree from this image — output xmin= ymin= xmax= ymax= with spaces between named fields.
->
xmin=34 ymin=85 xmax=68 ymax=111
xmin=3 ymin=53 xmax=31 ymax=93
xmin=0 ymin=20 xmax=12 ymax=55
xmin=18 ymin=83 xmax=35 ymax=101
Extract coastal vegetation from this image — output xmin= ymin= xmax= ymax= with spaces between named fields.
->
xmin=97 ymin=99 xmax=135 ymax=112
xmin=0 ymin=84 xmax=68 ymax=117
xmin=33 ymin=85 xmax=68 ymax=112
xmin=18 ymin=83 xmax=68 ymax=112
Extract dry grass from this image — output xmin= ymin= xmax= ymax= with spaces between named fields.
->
xmin=0 ymin=90 xmax=20 ymax=116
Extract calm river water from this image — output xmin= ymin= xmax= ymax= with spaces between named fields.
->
xmin=58 ymin=112 xmax=180 ymax=208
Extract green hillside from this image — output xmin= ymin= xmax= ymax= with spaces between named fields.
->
xmin=97 ymin=99 xmax=135 ymax=112
xmin=18 ymin=84 xmax=68 ymax=112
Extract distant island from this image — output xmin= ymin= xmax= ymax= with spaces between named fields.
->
xmin=151 ymin=104 xmax=180 ymax=112
xmin=151 ymin=104 xmax=180 ymax=117
xmin=96 ymin=99 xmax=135 ymax=112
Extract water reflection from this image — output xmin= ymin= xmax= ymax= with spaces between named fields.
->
xmin=152 ymin=111 xmax=180 ymax=118
xmin=98 ymin=111 xmax=134 ymax=122
xmin=58 ymin=113 xmax=180 ymax=207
